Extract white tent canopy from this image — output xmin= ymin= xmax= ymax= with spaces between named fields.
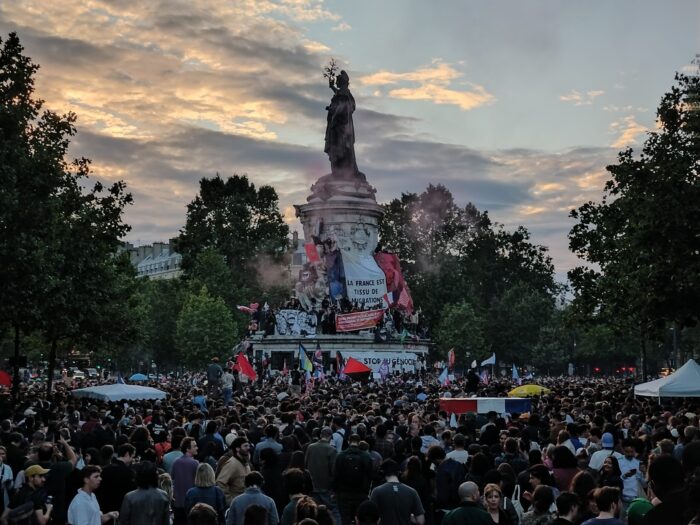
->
xmin=634 ymin=359 xmax=700 ymax=398
xmin=71 ymin=384 xmax=167 ymax=402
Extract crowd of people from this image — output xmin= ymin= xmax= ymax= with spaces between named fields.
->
xmin=0 ymin=368 xmax=698 ymax=525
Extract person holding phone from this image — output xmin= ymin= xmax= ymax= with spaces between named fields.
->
xmin=618 ymin=439 xmax=645 ymax=518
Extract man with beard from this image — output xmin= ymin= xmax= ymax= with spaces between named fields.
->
xmin=216 ymin=437 xmax=252 ymax=505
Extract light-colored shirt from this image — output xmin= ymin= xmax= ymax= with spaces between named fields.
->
xmin=68 ymin=489 xmax=102 ymax=525
xmin=618 ymin=456 xmax=643 ymax=501
xmin=445 ymin=449 xmax=469 ymax=464
xmin=588 ymin=449 xmax=624 ymax=471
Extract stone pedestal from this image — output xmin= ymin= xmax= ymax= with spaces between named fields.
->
xmin=294 ymin=172 xmax=383 ymax=255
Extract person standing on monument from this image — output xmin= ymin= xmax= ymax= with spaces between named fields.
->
xmin=325 ymin=70 xmax=358 ymax=177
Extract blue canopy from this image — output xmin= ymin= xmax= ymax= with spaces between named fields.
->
xmin=71 ymin=384 xmax=167 ymax=401
xmin=129 ymin=373 xmax=148 ymax=381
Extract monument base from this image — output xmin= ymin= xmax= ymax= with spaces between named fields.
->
xmin=251 ymin=334 xmax=431 ymax=375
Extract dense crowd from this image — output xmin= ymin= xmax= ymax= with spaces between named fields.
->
xmin=0 ymin=369 xmax=698 ymax=525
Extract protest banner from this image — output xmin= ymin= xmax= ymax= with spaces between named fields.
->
xmin=335 ymin=309 xmax=385 ymax=332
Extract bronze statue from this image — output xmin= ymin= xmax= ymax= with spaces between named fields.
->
xmin=324 ymin=70 xmax=359 ymax=178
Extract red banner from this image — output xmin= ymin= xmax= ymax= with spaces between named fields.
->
xmin=335 ymin=309 xmax=385 ymax=332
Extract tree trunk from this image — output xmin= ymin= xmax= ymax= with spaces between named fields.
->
xmin=11 ymin=324 xmax=21 ymax=402
xmin=46 ymin=338 xmax=58 ymax=398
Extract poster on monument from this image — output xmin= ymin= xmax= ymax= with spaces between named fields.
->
xmin=275 ymin=309 xmax=317 ymax=336
xmin=335 ymin=309 xmax=385 ymax=332
xmin=342 ymin=351 xmax=420 ymax=373
xmin=341 ymin=251 xmax=388 ymax=308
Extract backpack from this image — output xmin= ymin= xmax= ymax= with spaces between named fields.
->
xmin=3 ymin=500 xmax=35 ymax=524
xmin=340 ymin=450 xmax=366 ymax=488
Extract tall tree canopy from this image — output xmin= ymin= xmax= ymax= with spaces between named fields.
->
xmin=568 ymin=73 xmax=700 ymax=367
xmin=0 ymin=33 xmax=133 ymax=394
xmin=176 ymin=174 xmax=289 ymax=294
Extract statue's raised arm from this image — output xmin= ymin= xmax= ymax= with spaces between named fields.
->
xmin=324 ymin=70 xmax=359 ymax=178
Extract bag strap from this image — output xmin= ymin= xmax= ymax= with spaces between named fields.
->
xmin=511 ymin=483 xmax=520 ymax=501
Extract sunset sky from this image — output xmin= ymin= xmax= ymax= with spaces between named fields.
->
xmin=1 ymin=1 xmax=697 ymax=279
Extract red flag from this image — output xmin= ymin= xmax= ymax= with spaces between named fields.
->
xmin=397 ymin=288 xmax=413 ymax=314
xmin=282 ymin=359 xmax=288 ymax=376
xmin=236 ymin=354 xmax=257 ymax=381
xmin=304 ymin=243 xmax=321 ymax=263
xmin=448 ymin=349 xmax=456 ymax=369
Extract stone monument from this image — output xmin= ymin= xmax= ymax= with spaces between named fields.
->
xmin=294 ymin=69 xmax=386 ymax=309
xmin=254 ymin=65 xmax=428 ymax=374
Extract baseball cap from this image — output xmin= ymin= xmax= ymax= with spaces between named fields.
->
xmin=601 ymin=432 xmax=614 ymax=449
xmin=224 ymin=432 xmax=239 ymax=447
xmin=25 ymin=465 xmax=50 ymax=477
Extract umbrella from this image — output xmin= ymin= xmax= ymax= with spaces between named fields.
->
xmin=72 ymin=384 xmax=167 ymax=401
xmin=342 ymin=357 xmax=372 ymax=382
xmin=508 ymin=384 xmax=552 ymax=397
xmin=0 ymin=370 xmax=11 ymax=387
xmin=129 ymin=373 xmax=148 ymax=382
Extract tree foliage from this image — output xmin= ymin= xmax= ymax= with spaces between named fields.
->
xmin=0 ymin=33 xmax=134 ymax=393
xmin=175 ymin=174 xmax=289 ymax=294
xmin=175 ymin=287 xmax=237 ymax=369
xmin=436 ymin=301 xmax=486 ymax=364
xmin=568 ymin=73 xmax=700 ymax=369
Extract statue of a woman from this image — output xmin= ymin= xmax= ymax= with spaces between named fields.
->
xmin=324 ymin=70 xmax=359 ymax=178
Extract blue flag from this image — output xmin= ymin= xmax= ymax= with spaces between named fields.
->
xmin=438 ymin=367 xmax=450 ymax=386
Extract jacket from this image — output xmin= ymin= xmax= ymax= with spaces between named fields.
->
xmin=442 ymin=501 xmax=493 ymax=525
xmin=305 ymin=439 xmax=337 ymax=492
xmin=216 ymin=455 xmax=251 ymax=505
xmin=119 ymin=487 xmax=170 ymax=525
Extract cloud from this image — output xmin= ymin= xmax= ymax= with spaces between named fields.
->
xmin=560 ymin=89 xmax=605 ymax=106
xmin=360 ymin=60 xmax=495 ymax=111
xmin=332 ymin=22 xmax=351 ymax=31
xmin=609 ymin=115 xmax=648 ymax=148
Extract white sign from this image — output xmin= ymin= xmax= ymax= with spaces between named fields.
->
xmin=275 ymin=309 xmax=317 ymax=336
xmin=342 ymin=252 xmax=388 ymax=308
xmin=344 ymin=351 xmax=419 ymax=373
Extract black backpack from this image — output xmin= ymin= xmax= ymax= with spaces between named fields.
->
xmin=341 ymin=450 xmax=366 ymax=488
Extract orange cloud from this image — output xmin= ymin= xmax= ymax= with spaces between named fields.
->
xmin=610 ymin=115 xmax=648 ymax=148
xmin=359 ymin=60 xmax=494 ymax=111
xmin=560 ymin=89 xmax=605 ymax=106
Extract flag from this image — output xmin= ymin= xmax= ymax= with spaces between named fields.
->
xmin=313 ymin=343 xmax=324 ymax=370
xmin=236 ymin=304 xmax=258 ymax=315
xmin=382 ymin=291 xmax=395 ymax=309
xmin=400 ymin=328 xmax=409 ymax=343
xmin=236 ymin=354 xmax=257 ymax=381
xmin=379 ymin=359 xmax=390 ymax=381
xmin=298 ymin=343 xmax=313 ymax=372
xmin=116 ymin=373 xmax=125 ymax=384
xmin=449 ymin=413 xmax=458 ymax=428
xmin=470 ymin=360 xmax=477 ymax=370
xmin=480 ymin=369 xmax=489 ymax=385
xmin=481 ymin=353 xmax=496 ymax=366
xmin=512 ymin=364 xmax=521 ymax=385
xmin=397 ymin=287 xmax=414 ymax=314
xmin=447 ymin=349 xmax=456 ymax=369
xmin=304 ymin=242 xmax=321 ymax=263
xmin=282 ymin=359 xmax=288 ymax=376
xmin=438 ymin=367 xmax=450 ymax=386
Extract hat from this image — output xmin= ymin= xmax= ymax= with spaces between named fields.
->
xmin=25 ymin=465 xmax=50 ymax=477
xmin=601 ymin=432 xmax=614 ymax=449
xmin=379 ymin=459 xmax=400 ymax=476
xmin=320 ymin=427 xmax=333 ymax=438
xmin=225 ymin=432 xmax=239 ymax=447
xmin=626 ymin=497 xmax=653 ymax=524
xmin=23 ymin=408 xmax=37 ymax=416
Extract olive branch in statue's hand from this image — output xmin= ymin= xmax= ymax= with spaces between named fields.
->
xmin=323 ymin=58 xmax=339 ymax=87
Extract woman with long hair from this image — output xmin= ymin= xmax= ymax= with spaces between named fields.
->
xmin=184 ymin=463 xmax=226 ymax=524
xmin=520 ymin=485 xmax=554 ymax=525
xmin=483 ymin=483 xmax=513 ymax=525
xmin=400 ymin=456 xmax=431 ymax=516
xmin=569 ymin=470 xmax=597 ymax=523
xmin=598 ymin=456 xmax=623 ymax=491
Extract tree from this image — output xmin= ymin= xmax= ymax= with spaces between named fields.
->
xmin=436 ymin=301 xmax=487 ymax=365
xmin=175 ymin=287 xmax=237 ymax=369
xmin=175 ymin=174 xmax=289 ymax=294
xmin=483 ymin=282 xmax=555 ymax=365
xmin=0 ymin=33 xmax=133 ymax=396
xmin=569 ymin=73 xmax=700 ymax=374
xmin=140 ymin=278 xmax=187 ymax=369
